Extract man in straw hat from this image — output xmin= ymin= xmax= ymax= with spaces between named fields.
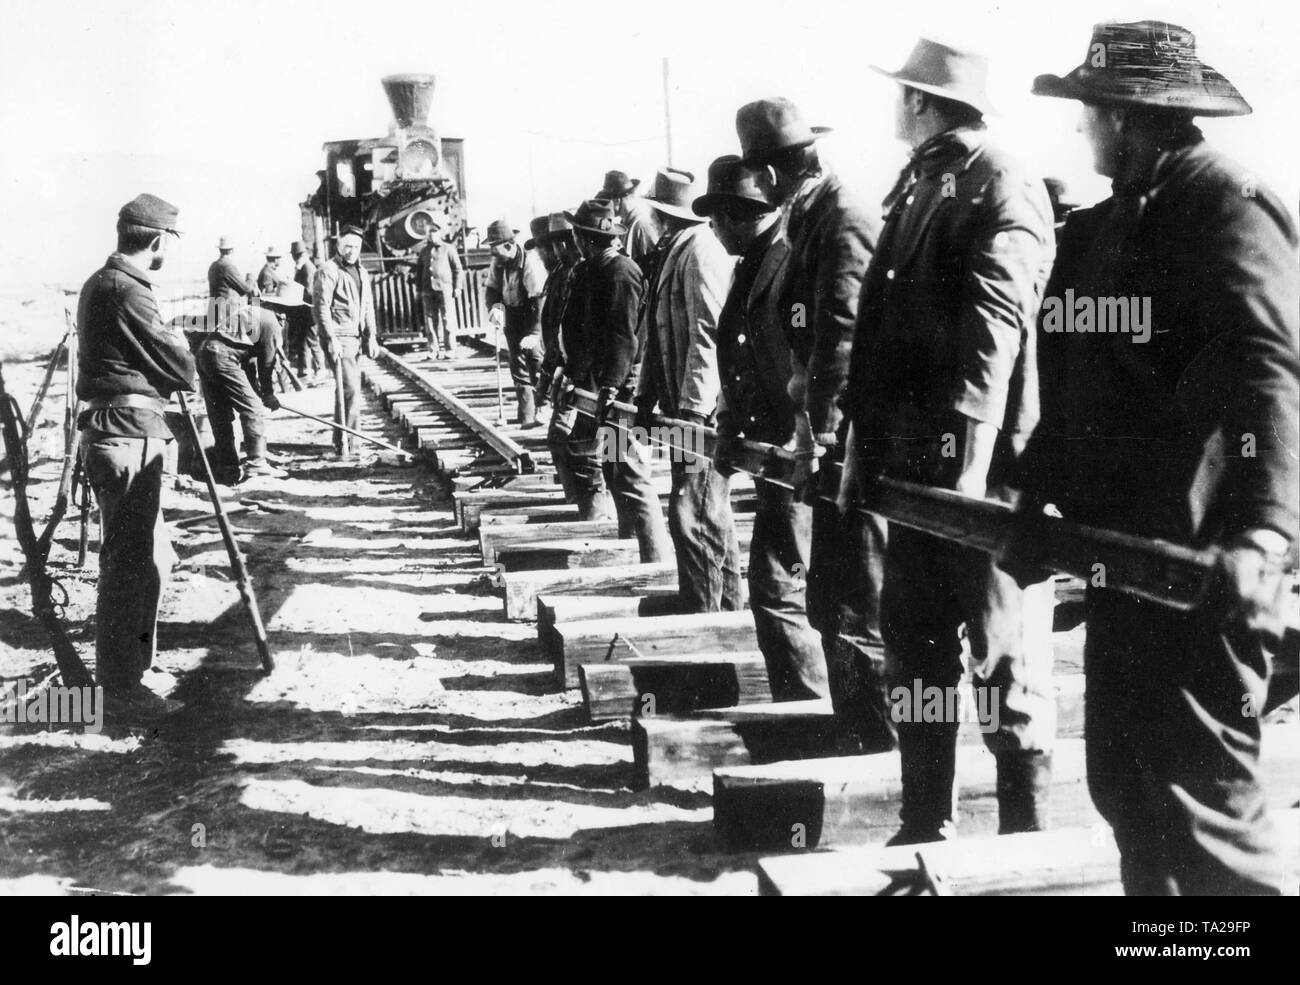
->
xmin=415 ymin=220 xmax=463 ymax=359
xmin=843 ymin=37 xmax=1058 ymax=844
xmin=1019 ymin=20 xmax=1298 ymax=894
xmin=208 ymin=235 xmax=255 ymax=310
xmin=695 ymin=156 xmax=851 ymax=716
xmin=77 ymin=194 xmax=194 ymax=721
xmin=634 ymin=167 xmax=741 ymax=613
xmin=560 ymin=199 xmax=671 ymax=559
xmin=593 ymin=170 xmax=661 ymax=269
xmin=734 ymin=96 xmax=883 ymax=741
xmin=484 ymin=218 xmax=547 ymax=428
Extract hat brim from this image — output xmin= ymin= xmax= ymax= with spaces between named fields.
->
xmin=1030 ymin=64 xmax=1252 ymax=117
xmin=691 ymin=193 xmax=774 ymax=218
xmin=645 ymin=198 xmax=705 ymax=222
xmin=562 ymin=211 xmax=628 ymax=238
xmin=595 ymin=178 xmax=640 ymax=198
xmin=262 ymin=298 xmax=306 ymax=308
xmin=738 ymin=127 xmax=832 ymax=166
xmin=869 ymin=64 xmax=997 ymax=116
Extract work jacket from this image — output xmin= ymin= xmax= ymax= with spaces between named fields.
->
xmin=312 ymin=257 xmax=377 ymax=342
xmin=845 ymin=125 xmax=1054 ymax=494
xmin=416 ymin=239 xmax=464 ymax=294
xmin=1020 ymin=133 xmax=1299 ymax=546
xmin=780 ymin=170 xmax=878 ymax=441
xmin=636 ymin=223 xmax=735 ymax=419
xmin=76 ymin=253 xmax=196 ymax=437
xmin=717 ymin=223 xmax=796 ymax=445
xmin=560 ymin=247 xmax=644 ymax=393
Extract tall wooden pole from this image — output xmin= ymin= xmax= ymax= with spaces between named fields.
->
xmin=662 ymin=57 xmax=674 ymax=166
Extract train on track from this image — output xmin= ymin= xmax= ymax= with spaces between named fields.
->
xmin=299 ymin=73 xmax=491 ymax=347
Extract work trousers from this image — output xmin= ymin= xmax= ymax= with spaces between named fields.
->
xmin=422 ymin=290 xmax=452 ymax=351
xmin=668 ymin=454 xmax=743 ymax=612
xmin=197 ymin=339 xmax=266 ymax=482
xmin=79 ymin=432 xmax=175 ymax=693
xmin=502 ymin=306 xmax=543 ymax=388
xmin=748 ymin=481 xmax=827 ymax=700
xmin=1085 ymin=588 xmax=1283 ymax=895
xmin=289 ymin=306 xmax=325 ymax=375
xmin=329 ymin=335 xmax=362 ymax=454
xmin=567 ymin=416 xmax=670 ymax=562
xmin=881 ymin=524 xmax=1056 ymax=832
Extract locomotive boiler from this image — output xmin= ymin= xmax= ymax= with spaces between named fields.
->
xmin=300 ymin=73 xmax=489 ymax=346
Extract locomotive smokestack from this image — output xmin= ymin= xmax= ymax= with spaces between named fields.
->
xmin=381 ymin=73 xmax=437 ymax=128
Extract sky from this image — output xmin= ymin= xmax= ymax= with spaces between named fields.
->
xmin=1 ymin=0 xmax=1297 ymax=299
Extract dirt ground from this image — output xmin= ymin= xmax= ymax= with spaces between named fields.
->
xmin=0 ymin=356 xmax=760 ymax=895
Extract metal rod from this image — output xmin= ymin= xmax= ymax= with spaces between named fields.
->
xmin=176 ymin=391 xmax=274 ymax=674
xmin=277 ymin=401 xmax=412 ymax=458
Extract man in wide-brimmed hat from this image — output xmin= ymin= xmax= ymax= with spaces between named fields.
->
xmin=78 ymin=194 xmax=194 ymax=722
xmin=208 ymin=234 xmax=255 ymax=311
xmin=1018 ymin=20 xmax=1298 ymax=895
xmin=558 ymin=199 xmax=671 ymax=560
xmin=415 ymin=220 xmax=463 ymax=360
xmin=257 ymin=246 xmax=287 ymax=295
xmin=633 ymin=167 xmax=742 ymax=613
xmin=526 ymin=213 xmax=582 ymax=502
xmin=593 ymin=169 xmax=661 ymax=268
xmin=734 ymin=96 xmax=883 ymax=736
xmin=842 ymin=36 xmax=1058 ymax=845
xmin=696 ymin=156 xmax=858 ymax=722
xmin=483 ymin=218 xmax=547 ymax=428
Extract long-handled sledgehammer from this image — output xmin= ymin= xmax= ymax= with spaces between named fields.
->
xmin=277 ymin=401 xmax=413 ymax=460
xmin=176 ymin=391 xmax=274 ymax=674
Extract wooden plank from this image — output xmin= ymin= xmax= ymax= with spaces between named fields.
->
xmin=553 ymin=610 xmax=758 ymax=688
xmin=758 ymin=808 xmax=1300 ymax=896
xmin=720 ymin=718 xmax=1300 ymax=855
xmin=501 ymin=561 xmax=678 ymax=621
xmin=580 ymin=652 xmax=771 ymax=722
xmin=632 ymin=700 xmax=836 ymax=791
xmin=456 ymin=488 xmax=568 ymax=531
xmin=536 ymin=591 xmax=686 ymax=652
xmin=481 ymin=512 xmax=756 ymax=565
xmin=480 ymin=504 xmax=582 ymax=526
xmin=497 ymin=537 xmax=644 ymax=573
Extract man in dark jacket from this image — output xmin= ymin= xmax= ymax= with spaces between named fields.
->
xmin=735 ymin=97 xmax=883 ymax=741
xmin=257 ymin=247 xmax=286 ymax=294
xmin=312 ymin=225 xmax=377 ymax=458
xmin=560 ymin=199 xmax=671 ymax=560
xmin=289 ymin=240 xmax=324 ymax=381
xmin=530 ymin=213 xmax=583 ymax=503
xmin=845 ymin=38 xmax=1058 ymax=843
xmin=1024 ymin=20 xmax=1299 ymax=894
xmin=77 ymin=193 xmax=195 ymax=721
xmin=208 ymin=235 xmax=255 ymax=308
xmin=415 ymin=224 xmax=463 ymax=358
xmin=698 ymin=155 xmax=831 ymax=704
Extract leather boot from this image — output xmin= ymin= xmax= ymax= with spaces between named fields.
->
xmin=996 ymin=750 xmax=1053 ymax=834
xmin=517 ymin=386 xmax=540 ymax=429
xmin=886 ymin=719 xmax=959 ymax=846
xmin=243 ymin=436 xmax=287 ymax=479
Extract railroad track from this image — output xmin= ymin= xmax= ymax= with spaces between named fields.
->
xmin=358 ymin=340 xmax=1300 ymax=896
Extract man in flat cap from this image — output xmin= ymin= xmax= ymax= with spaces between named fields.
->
xmin=594 ymin=170 xmax=661 ymax=270
xmin=312 ymin=225 xmax=377 ymax=459
xmin=560 ymin=199 xmax=671 ymax=560
xmin=76 ymin=193 xmax=194 ymax=720
xmin=735 ymin=97 xmax=883 ymax=738
xmin=844 ymin=38 xmax=1058 ymax=843
xmin=696 ymin=156 xmax=840 ymax=713
xmin=1022 ymin=20 xmax=1298 ymax=894
xmin=635 ymin=167 xmax=742 ymax=613
xmin=415 ymin=222 xmax=463 ymax=359
xmin=484 ymin=218 xmax=547 ymax=428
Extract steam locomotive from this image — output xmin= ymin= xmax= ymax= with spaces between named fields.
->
xmin=299 ymin=73 xmax=490 ymax=346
